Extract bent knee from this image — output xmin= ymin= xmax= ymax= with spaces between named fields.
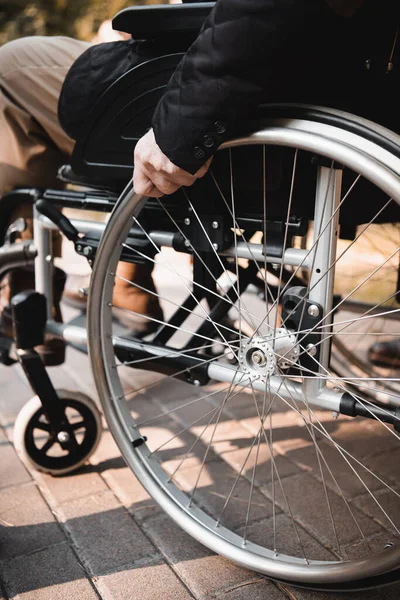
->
xmin=0 ymin=36 xmax=78 ymax=78
xmin=0 ymin=37 xmax=42 ymax=76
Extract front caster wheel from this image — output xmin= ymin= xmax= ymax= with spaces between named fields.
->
xmin=13 ymin=390 xmax=102 ymax=476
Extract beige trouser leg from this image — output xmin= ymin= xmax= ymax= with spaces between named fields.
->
xmin=0 ymin=35 xmax=160 ymax=329
xmin=0 ymin=35 xmax=90 ymax=196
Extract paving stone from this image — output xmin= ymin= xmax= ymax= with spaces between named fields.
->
xmin=90 ymin=429 xmax=121 ymax=466
xmin=282 ymin=438 xmax=382 ymax=499
xmin=142 ymin=512 xmax=259 ymax=599
xmin=159 ymin=424 xmax=221 ymax=474
xmin=363 ymin=448 xmax=400 ymax=487
xmin=195 ymin=417 xmax=254 ymax=456
xmin=159 ymin=392 xmax=220 ymax=430
xmin=1 ymin=542 xmax=98 ymax=600
xmin=353 ymin=486 xmax=400 ymax=533
xmin=56 ymin=490 xmax=158 ymax=575
xmin=34 ymin=468 xmax=108 ymax=506
xmin=343 ymin=532 xmax=397 ymax=560
xmin=0 ymin=434 xmax=31 ymax=490
xmin=220 ymin=579 xmax=287 ymax=599
xmin=89 ymin=430 xmax=157 ymax=516
xmin=62 ymin=347 xmax=97 ymax=398
xmin=262 ymin=473 xmax=382 ymax=550
xmin=0 ymin=482 xmax=65 ymax=560
xmin=220 ymin=442 xmax=298 ymax=487
xmin=148 ymin=377 xmax=205 ymax=408
xmin=239 ymin=400 xmax=316 ymax=434
xmin=174 ymin=458 xmax=277 ymax=529
xmin=0 ymin=365 xmax=30 ymax=428
xmin=279 ymin=581 xmax=400 ymax=600
xmin=120 ymin=367 xmax=164 ymax=399
xmin=237 ymin=513 xmax=334 ymax=561
xmin=128 ymin=394 xmax=163 ymax=426
xmin=97 ymin=560 xmax=194 ymax=600
xmin=103 ymin=466 xmax=160 ymax=521
xmin=46 ymin=363 xmax=88 ymax=398
xmin=331 ymin=418 xmax=399 ymax=460
xmin=222 ymin=389 xmax=293 ymax=421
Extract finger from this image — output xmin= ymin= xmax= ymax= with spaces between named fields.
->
xmin=161 ymin=163 xmax=197 ymax=187
xmin=133 ymin=166 xmax=164 ymax=197
xmin=145 ymin=168 xmax=182 ymax=196
xmin=194 ymin=156 xmax=213 ymax=179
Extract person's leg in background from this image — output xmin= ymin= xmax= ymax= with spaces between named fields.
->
xmin=0 ymin=35 xmax=161 ymax=364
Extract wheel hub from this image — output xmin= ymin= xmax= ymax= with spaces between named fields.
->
xmin=239 ymin=329 xmax=299 ymax=379
xmin=240 ymin=337 xmax=276 ymax=379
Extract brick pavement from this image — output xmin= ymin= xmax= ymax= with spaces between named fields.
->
xmin=0 ymin=309 xmax=399 ymax=598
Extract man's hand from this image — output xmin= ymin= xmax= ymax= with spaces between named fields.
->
xmin=133 ymin=129 xmax=211 ymax=198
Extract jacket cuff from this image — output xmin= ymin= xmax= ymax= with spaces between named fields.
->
xmin=152 ymin=108 xmax=232 ymax=175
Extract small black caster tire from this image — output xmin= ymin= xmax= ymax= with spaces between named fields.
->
xmin=13 ymin=390 xmax=102 ymax=476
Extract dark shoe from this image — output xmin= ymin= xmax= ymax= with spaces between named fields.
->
xmin=62 ymin=271 xmax=163 ymax=336
xmin=62 ymin=273 xmax=90 ymax=311
xmin=368 ymin=339 xmax=400 ymax=369
xmin=112 ymin=301 xmax=163 ymax=337
xmin=0 ymin=267 xmax=67 ymax=366
xmin=111 ymin=262 xmax=164 ymax=337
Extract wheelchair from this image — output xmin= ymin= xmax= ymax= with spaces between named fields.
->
xmin=2 ymin=1 xmax=400 ymax=591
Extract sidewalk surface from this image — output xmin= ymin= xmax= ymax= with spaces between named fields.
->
xmin=0 ymin=240 xmax=399 ymax=599
xmin=0 ymin=324 xmax=399 ymax=600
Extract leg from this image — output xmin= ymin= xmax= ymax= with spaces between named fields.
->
xmin=0 ymin=37 xmax=90 ymax=363
xmin=0 ymin=36 xmax=89 ymax=195
xmin=0 ymin=35 xmax=161 ymax=341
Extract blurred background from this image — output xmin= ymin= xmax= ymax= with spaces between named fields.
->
xmin=0 ymin=0 xmax=170 ymax=44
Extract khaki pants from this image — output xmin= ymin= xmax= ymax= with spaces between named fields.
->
xmin=0 ymin=36 xmax=90 ymax=197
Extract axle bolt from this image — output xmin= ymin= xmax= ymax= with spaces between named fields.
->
xmin=252 ymin=350 xmax=266 ymax=366
xmin=184 ymin=217 xmax=190 ymax=225
xmin=57 ymin=431 xmax=70 ymax=444
xmin=212 ymin=221 xmax=219 ymax=229
xmin=306 ymin=343 xmax=317 ymax=357
xmin=308 ymin=304 xmax=320 ymax=318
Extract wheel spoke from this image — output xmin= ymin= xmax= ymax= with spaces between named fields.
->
xmin=41 ymin=437 xmax=55 ymax=454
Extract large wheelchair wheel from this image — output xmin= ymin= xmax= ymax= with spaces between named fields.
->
xmin=88 ymin=107 xmax=400 ymax=588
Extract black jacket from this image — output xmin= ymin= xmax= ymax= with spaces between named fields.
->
xmin=151 ymin=0 xmax=370 ymax=173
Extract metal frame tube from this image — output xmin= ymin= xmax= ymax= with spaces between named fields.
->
xmin=33 ymin=205 xmax=54 ymax=321
xmin=38 ymin=215 xmax=309 ymax=268
xmin=305 ymin=166 xmax=341 ymax=398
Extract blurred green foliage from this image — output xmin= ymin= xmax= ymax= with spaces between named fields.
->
xmin=0 ymin=0 xmax=166 ymax=44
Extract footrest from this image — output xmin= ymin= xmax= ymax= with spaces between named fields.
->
xmin=11 ymin=291 xmax=47 ymax=350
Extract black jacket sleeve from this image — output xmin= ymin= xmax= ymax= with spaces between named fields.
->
xmin=151 ymin=0 xmax=361 ymax=174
